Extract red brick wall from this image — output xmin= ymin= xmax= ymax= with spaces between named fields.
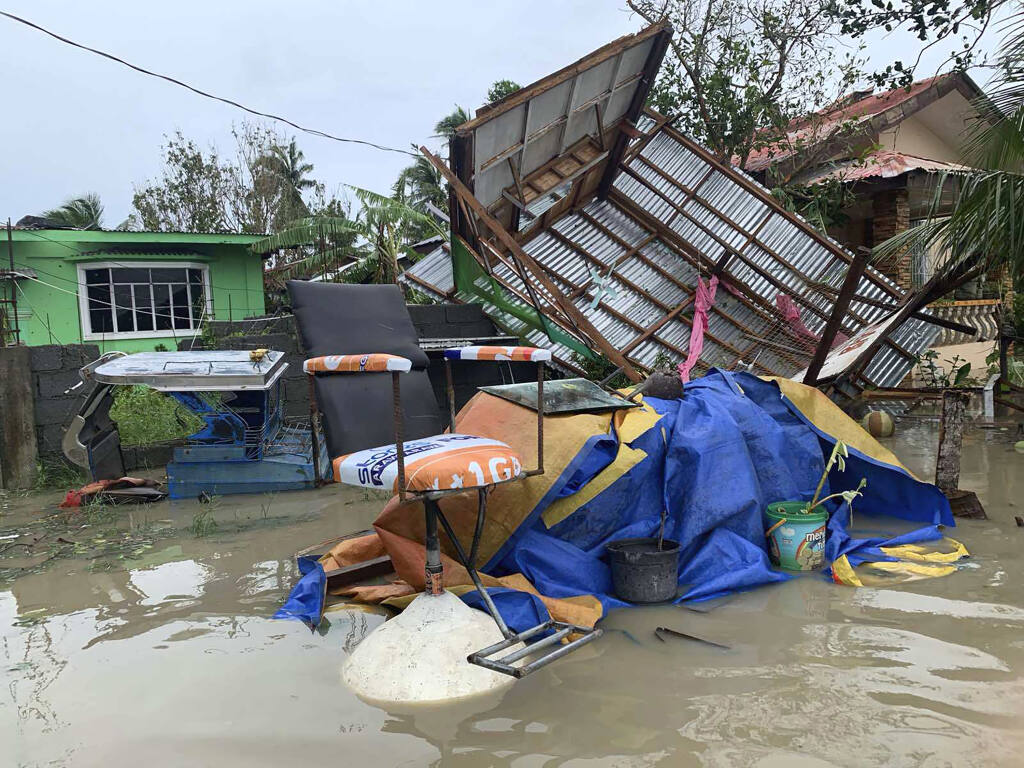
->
xmin=871 ymin=187 xmax=912 ymax=289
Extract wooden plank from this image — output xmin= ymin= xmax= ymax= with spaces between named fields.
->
xmin=618 ymin=165 xmax=853 ymax=335
xmin=607 ymin=191 xmax=811 ymax=372
xmin=628 ymin=158 xmax=869 ymax=333
xmin=803 ymin=249 xmax=870 ymax=386
xmin=419 ymin=161 xmax=645 ymax=381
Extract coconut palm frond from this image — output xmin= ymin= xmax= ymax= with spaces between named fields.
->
xmin=433 ymin=106 xmax=470 ymax=139
xmin=252 ymin=216 xmax=361 ymax=254
xmin=41 ymin=193 xmax=104 ymax=229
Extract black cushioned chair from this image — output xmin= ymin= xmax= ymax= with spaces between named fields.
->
xmin=287 ymin=281 xmax=442 ymax=458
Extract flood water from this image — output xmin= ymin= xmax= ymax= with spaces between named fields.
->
xmin=4 ymin=414 xmax=1024 ymax=767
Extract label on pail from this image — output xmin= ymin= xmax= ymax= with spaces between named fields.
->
xmin=768 ymin=522 xmax=826 ymax=571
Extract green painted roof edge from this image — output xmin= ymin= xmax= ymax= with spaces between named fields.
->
xmin=10 ymin=229 xmax=264 ymax=245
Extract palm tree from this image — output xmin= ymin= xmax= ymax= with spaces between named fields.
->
xmin=41 ymin=193 xmax=104 ymax=229
xmin=433 ymin=106 xmax=470 ymax=140
xmin=260 ymin=139 xmax=316 ymax=223
xmin=253 ymin=186 xmax=446 ymax=285
xmin=876 ymin=10 xmax=1024 ymax=294
xmin=392 ymin=151 xmax=447 ymax=231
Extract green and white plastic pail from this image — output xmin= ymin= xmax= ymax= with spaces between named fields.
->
xmin=764 ymin=501 xmax=827 ymax=571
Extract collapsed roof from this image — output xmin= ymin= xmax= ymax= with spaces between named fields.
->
xmin=405 ymin=22 xmax=940 ymax=391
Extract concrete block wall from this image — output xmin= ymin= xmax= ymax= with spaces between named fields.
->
xmin=0 ymin=347 xmax=38 ymax=489
xmin=30 ymin=344 xmax=100 ymax=457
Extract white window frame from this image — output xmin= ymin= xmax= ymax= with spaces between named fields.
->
xmin=76 ymin=261 xmax=213 ymax=341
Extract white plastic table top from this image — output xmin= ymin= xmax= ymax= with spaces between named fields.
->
xmin=88 ymin=351 xmax=288 ymax=391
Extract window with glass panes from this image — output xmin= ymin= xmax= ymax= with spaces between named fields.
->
xmin=80 ymin=264 xmax=209 ymax=337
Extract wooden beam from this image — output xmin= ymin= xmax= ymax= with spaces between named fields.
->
xmin=803 ymin=249 xmax=870 ymax=386
xmin=464 ymin=21 xmax=670 ymax=132
xmin=423 ymin=146 xmax=643 ymax=382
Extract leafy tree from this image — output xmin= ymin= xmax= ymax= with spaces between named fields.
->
xmin=836 ymin=0 xmax=999 ymax=87
xmin=130 ymin=122 xmax=321 ymax=234
xmin=486 ymin=79 xmax=522 ymax=103
xmin=628 ymin=0 xmax=866 ymax=172
xmin=40 ymin=193 xmax=104 ymax=229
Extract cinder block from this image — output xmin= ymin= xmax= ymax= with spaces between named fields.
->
xmin=407 ymin=304 xmax=447 ymax=326
xmin=34 ymin=397 xmax=81 ymax=427
xmin=444 ymin=304 xmax=488 ymax=324
xmin=37 ymin=423 xmax=66 ymax=454
xmin=30 ymin=345 xmax=63 ymax=372
xmin=59 ymin=345 xmax=100 ymax=370
xmin=37 ymin=369 xmax=87 ymax=399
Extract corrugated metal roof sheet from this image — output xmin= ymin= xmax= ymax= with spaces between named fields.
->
xmin=407 ymin=106 xmax=940 ymax=389
xmin=796 ymin=150 xmax=973 ymax=185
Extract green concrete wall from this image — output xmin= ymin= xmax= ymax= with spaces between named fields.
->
xmin=3 ymin=230 xmax=265 ymax=353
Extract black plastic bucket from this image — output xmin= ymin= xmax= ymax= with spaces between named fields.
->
xmin=606 ymin=537 xmax=681 ymax=603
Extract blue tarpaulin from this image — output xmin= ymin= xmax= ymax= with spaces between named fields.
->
xmin=276 ymin=370 xmax=954 ymax=629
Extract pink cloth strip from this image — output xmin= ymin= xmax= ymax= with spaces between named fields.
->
xmin=677 ymin=275 xmax=718 ymax=384
xmin=775 ymin=294 xmax=848 ymax=352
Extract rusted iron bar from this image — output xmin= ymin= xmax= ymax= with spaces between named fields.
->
xmin=392 ymin=371 xmax=406 ymax=503
xmin=803 ymin=249 xmax=870 ymax=386
xmin=423 ymin=146 xmax=644 ymax=383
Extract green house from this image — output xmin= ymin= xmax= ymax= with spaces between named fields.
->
xmin=2 ymin=228 xmax=265 ymax=352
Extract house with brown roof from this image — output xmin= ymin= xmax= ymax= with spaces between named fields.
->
xmin=742 ymin=73 xmax=1004 ymax=302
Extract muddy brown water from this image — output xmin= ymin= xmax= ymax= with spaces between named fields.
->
xmin=4 ymin=418 xmax=1024 ymax=767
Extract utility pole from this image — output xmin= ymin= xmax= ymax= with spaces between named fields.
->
xmin=4 ymin=219 xmax=20 ymax=347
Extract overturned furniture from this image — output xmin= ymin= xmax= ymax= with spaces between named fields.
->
xmin=304 ymin=345 xmax=600 ymax=701
xmin=64 ymin=350 xmax=329 ymax=498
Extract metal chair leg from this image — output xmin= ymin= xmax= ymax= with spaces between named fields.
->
xmin=426 ymin=493 xmax=603 ymax=679
xmin=424 ymin=498 xmax=444 ymax=596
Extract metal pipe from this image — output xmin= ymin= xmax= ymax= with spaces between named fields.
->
xmin=445 ymin=358 xmax=457 ymax=432
xmin=392 ymin=371 xmax=406 ymax=501
xmin=423 ymin=498 xmax=443 ymax=596
xmin=516 ymin=630 xmax=603 ymax=676
xmin=434 ymin=503 xmax=512 ymax=638
xmin=469 ymin=488 xmax=487 ymax=569
xmin=497 ymin=627 xmax=571 ymax=665
xmin=470 ymin=622 xmax=556 ymax=658
xmin=307 ymin=374 xmax=322 ymax=486
xmin=535 ymin=361 xmax=544 ymax=475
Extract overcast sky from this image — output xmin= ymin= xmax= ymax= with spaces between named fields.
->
xmin=0 ymin=1 xmax=1004 ymax=228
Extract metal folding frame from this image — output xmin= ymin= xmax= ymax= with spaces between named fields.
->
xmin=379 ymin=354 xmax=601 ymax=678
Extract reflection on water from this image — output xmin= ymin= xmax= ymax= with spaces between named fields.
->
xmin=3 ymin=421 xmax=1024 ymax=766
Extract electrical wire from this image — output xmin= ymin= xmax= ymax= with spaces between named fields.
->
xmin=0 ymin=10 xmax=418 ymax=158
